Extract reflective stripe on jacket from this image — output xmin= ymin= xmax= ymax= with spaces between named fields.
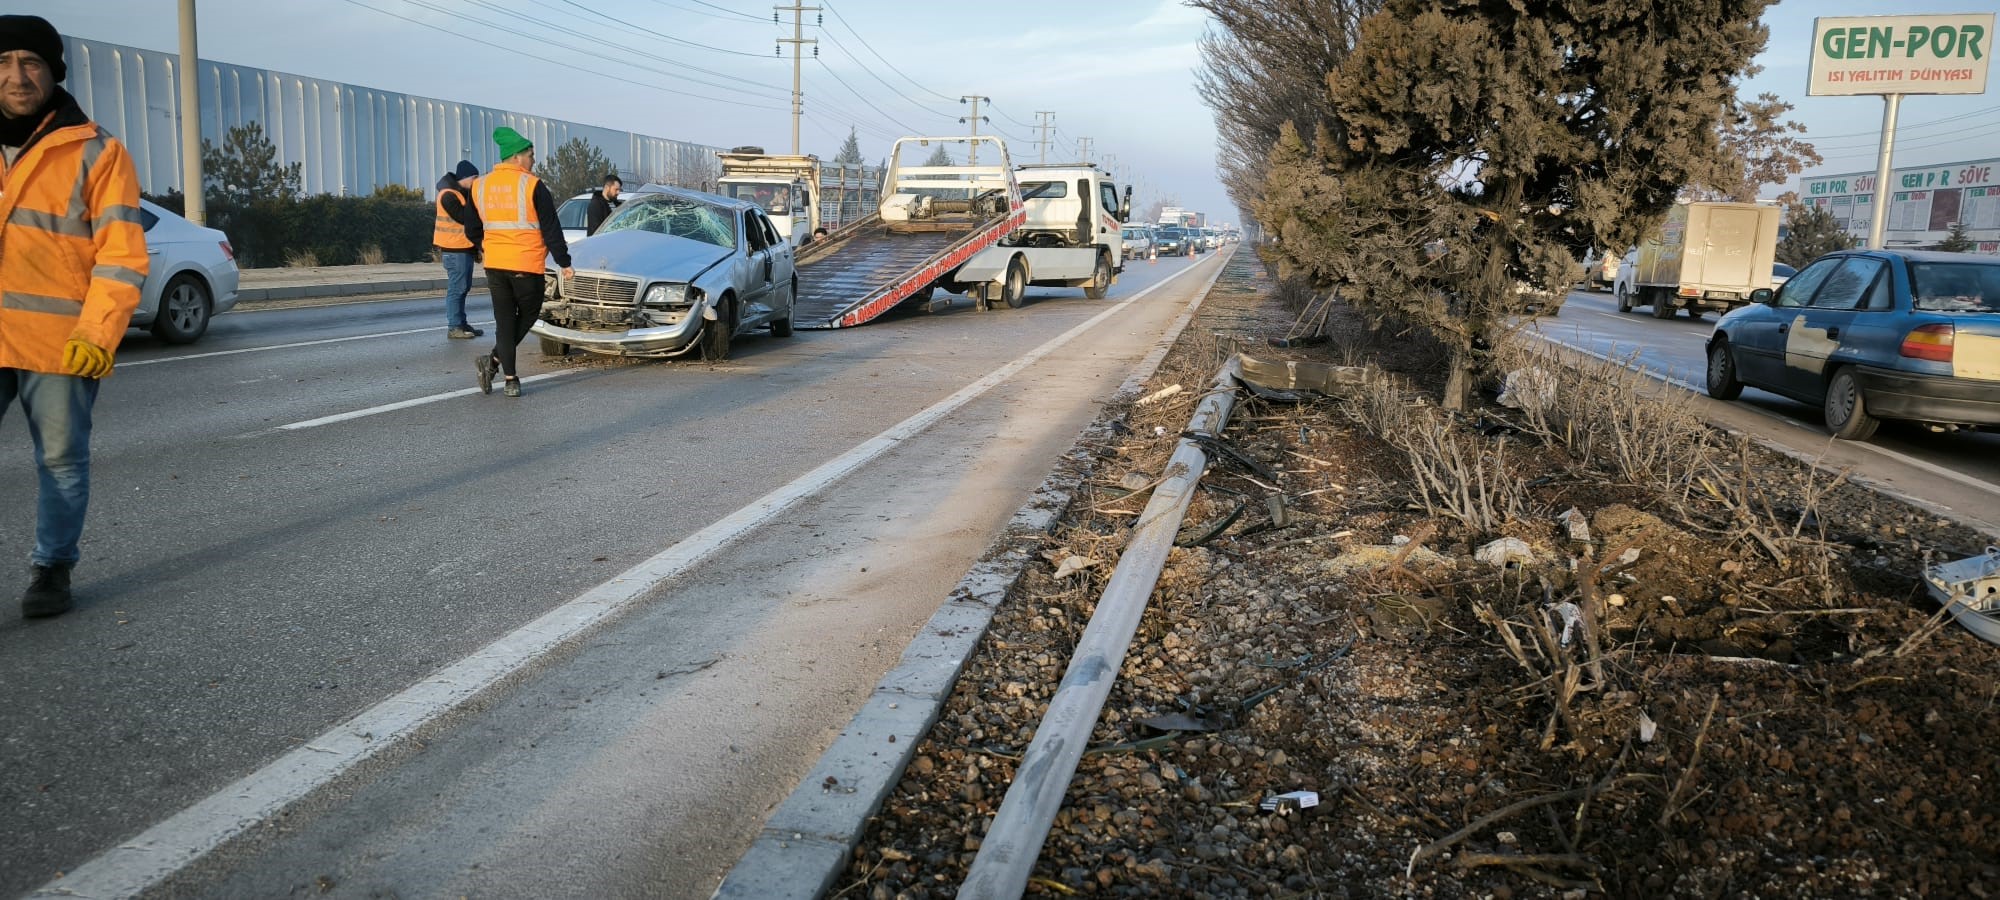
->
xmin=475 ymin=162 xmax=546 ymax=273
xmin=0 ymin=94 xmax=147 ymax=374
xmin=434 ymin=185 xmax=473 ymax=250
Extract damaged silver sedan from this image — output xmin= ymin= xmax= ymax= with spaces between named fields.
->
xmin=534 ymin=186 xmax=797 ymax=359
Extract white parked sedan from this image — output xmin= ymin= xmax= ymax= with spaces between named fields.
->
xmin=136 ymin=199 xmax=240 ymax=344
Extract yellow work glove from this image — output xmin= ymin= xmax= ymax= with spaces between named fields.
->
xmin=61 ymin=338 xmax=114 ymax=379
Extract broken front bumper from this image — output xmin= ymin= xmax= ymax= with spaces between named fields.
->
xmin=532 ymin=302 xmax=704 ymax=357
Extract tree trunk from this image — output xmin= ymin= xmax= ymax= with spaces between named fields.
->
xmin=1445 ymin=176 xmax=1526 ymax=412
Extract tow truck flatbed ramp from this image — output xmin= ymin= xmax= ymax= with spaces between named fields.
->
xmin=790 ymin=209 xmax=1023 ymax=329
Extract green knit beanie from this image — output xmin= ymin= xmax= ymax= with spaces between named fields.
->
xmin=494 ymin=126 xmax=533 ymax=159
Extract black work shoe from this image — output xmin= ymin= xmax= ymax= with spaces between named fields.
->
xmin=475 ymin=353 xmax=496 ymax=395
xmin=447 ymin=327 xmax=480 ymax=339
xmin=22 ymin=564 xmax=73 ymax=618
xmin=503 ymin=379 xmax=522 ymax=398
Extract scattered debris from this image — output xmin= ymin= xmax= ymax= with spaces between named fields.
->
xmin=1923 ymin=546 xmax=2000 ymax=645
xmin=1136 ymin=384 xmax=1184 ymax=406
xmin=1557 ymin=507 xmax=1592 ymax=544
xmin=1475 ymin=537 xmax=1536 ymax=570
xmin=1051 ymin=555 xmax=1101 ymax=580
xmin=1259 ymin=790 xmax=1321 ymax=815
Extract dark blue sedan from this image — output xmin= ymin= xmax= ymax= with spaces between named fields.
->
xmin=1705 ymin=250 xmax=2000 ymax=440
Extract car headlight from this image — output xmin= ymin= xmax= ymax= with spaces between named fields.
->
xmin=643 ymin=283 xmax=689 ymax=306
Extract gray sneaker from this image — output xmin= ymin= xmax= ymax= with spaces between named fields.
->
xmin=503 ymin=379 xmax=522 ymax=398
xmin=475 ymin=353 xmax=496 ymax=395
xmin=448 ymin=326 xmax=482 ymax=339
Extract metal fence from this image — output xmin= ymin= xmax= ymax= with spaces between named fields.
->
xmin=61 ymin=35 xmax=725 ymax=197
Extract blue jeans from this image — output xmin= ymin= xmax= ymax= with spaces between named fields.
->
xmin=442 ymin=250 xmax=474 ymax=329
xmin=0 ymin=369 xmax=99 ymax=567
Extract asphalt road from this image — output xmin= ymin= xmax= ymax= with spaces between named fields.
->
xmin=0 ymin=249 xmax=1233 ymax=899
xmin=1531 ymin=286 xmax=2000 ymax=531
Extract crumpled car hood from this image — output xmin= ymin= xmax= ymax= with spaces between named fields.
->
xmin=568 ymin=230 xmax=732 ymax=282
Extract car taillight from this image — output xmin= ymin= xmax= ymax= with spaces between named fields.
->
xmin=218 ymin=240 xmax=235 ymax=261
xmin=1900 ymin=323 xmax=1954 ymax=362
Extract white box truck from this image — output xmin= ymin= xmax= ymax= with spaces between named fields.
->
xmin=1615 ymin=201 xmax=1782 ymax=319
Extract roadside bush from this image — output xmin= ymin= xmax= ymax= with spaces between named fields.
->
xmin=144 ymin=191 xmax=433 ymax=269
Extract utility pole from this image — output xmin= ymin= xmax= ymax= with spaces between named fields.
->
xmin=959 ymin=95 xmax=989 ymax=164
xmin=177 ymin=0 xmax=205 ymax=225
xmin=1076 ymin=136 xmax=1093 ymax=164
xmin=1033 ymin=111 xmax=1055 ymax=165
xmin=774 ymin=4 xmax=820 ymax=155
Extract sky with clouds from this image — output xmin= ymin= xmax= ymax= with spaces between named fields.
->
xmin=21 ymin=0 xmax=1997 ymax=220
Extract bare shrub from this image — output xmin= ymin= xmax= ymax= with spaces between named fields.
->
xmin=283 ymin=248 xmax=320 ymax=268
xmin=1346 ymin=367 xmax=1527 ymax=533
xmin=357 ymin=243 xmax=386 ymax=266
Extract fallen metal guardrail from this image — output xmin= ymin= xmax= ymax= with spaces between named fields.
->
xmin=959 ymin=355 xmax=1246 ymax=899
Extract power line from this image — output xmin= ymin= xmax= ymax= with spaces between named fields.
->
xmin=551 ymin=0 xmax=767 ymax=57
xmin=815 ymin=28 xmax=956 ymax=123
xmin=1807 ymin=110 xmax=2000 ymax=154
xmin=639 ymin=0 xmax=764 ymax=21
xmin=1815 ymin=119 xmax=2000 ymax=164
xmin=1803 ymin=103 xmax=2000 ymax=142
xmin=813 ymin=57 xmax=922 ymax=136
xmin=819 ymin=2 xmax=957 ymax=104
xmin=338 ymin=0 xmax=788 ymax=111
xmin=438 ymin=0 xmax=789 ymax=97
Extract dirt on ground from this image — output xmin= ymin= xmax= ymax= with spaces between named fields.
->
xmin=837 ymin=248 xmax=2000 ymax=898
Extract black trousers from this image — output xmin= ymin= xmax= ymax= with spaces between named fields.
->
xmin=488 ymin=270 xmax=545 ymax=378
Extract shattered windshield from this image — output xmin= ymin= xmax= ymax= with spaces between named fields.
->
xmin=1911 ymin=262 xmax=2000 ymax=313
xmin=597 ymin=196 xmax=738 ymax=249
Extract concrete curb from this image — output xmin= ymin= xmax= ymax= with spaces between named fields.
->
xmin=712 ymin=250 xmax=1242 ymax=899
xmin=235 ymin=273 xmax=484 ymax=304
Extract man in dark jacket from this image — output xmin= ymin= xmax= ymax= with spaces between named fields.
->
xmin=433 ymin=159 xmax=484 ymax=338
xmin=584 ymin=173 xmax=622 ymax=236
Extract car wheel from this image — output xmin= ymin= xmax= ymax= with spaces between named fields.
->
xmin=1705 ymin=340 xmax=1743 ymax=400
xmin=152 ymin=274 xmax=212 ymax=344
xmin=1651 ymin=290 xmax=1677 ymax=319
xmin=539 ymin=335 xmax=570 ymax=357
xmin=1083 ymin=252 xmax=1112 ymax=300
xmin=1001 ymin=258 xmax=1028 ymax=309
xmin=1823 ymin=367 xmax=1880 ymax=440
xmin=771 ymin=279 xmax=795 ymax=337
xmin=1615 ymin=283 xmax=1632 ymax=312
xmin=701 ymin=296 xmax=734 ymax=361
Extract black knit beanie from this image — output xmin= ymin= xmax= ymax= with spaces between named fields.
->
xmin=0 ymin=16 xmax=65 ymax=83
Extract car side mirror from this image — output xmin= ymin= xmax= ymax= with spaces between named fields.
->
xmin=1119 ymin=185 xmax=1133 ymax=222
xmin=1750 ymin=288 xmax=1775 ymax=305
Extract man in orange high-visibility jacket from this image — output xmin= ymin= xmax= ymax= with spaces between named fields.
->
xmin=0 ymin=15 xmax=147 ymax=618
xmin=471 ymin=126 xmax=571 ymax=398
xmin=434 ymin=159 xmax=484 ymax=339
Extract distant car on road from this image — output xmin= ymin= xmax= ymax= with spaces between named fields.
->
xmin=1154 ymin=226 xmax=1193 ymax=257
xmin=136 ymin=199 xmax=240 ymax=344
xmin=1705 ymin=249 xmax=2000 ymax=440
xmin=1772 ymin=262 xmax=1796 ymax=288
xmin=1120 ymin=225 xmax=1154 ymax=258
xmin=534 ymin=186 xmax=796 ymax=360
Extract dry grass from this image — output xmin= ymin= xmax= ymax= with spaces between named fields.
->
xmin=1344 ymin=366 xmax=1528 ymax=532
xmin=283 ymin=248 xmax=320 ymax=268
xmin=357 ymin=243 xmax=387 ymax=266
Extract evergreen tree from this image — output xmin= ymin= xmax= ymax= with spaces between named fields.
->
xmin=834 ymin=128 xmax=866 ymax=165
xmin=1937 ymin=220 xmax=1976 ymax=253
xmin=202 ymin=121 xmax=302 ymax=204
xmin=535 ymin=137 xmax=617 ymax=201
xmin=1256 ymin=0 xmax=1773 ymax=408
xmin=924 ymin=144 xmax=953 ymax=167
xmin=1776 ymin=205 xmax=1857 ymax=267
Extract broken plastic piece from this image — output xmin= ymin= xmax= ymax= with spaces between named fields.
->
xmin=1259 ymin=790 xmax=1321 ymax=814
xmin=1475 ymin=537 xmax=1535 ymax=570
xmin=1557 ymin=507 xmax=1592 ymax=543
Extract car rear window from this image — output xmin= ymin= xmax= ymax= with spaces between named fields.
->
xmin=1911 ymin=262 xmax=2000 ymax=313
xmin=557 ymin=198 xmax=589 ymax=230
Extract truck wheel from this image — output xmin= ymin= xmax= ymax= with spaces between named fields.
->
xmin=1823 ymin=367 xmax=1880 ymax=441
xmin=539 ymin=335 xmax=570 ymax=357
xmin=1705 ymin=340 xmax=1742 ymax=400
xmin=1615 ymin=283 xmax=1632 ymax=312
xmin=701 ymin=296 xmax=734 ymax=361
xmin=1084 ymin=252 xmax=1112 ymax=300
xmin=1650 ymin=290 xmax=1677 ymax=319
xmin=1001 ymin=258 xmax=1028 ymax=309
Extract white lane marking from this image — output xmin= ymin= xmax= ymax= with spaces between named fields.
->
xmin=122 ymin=320 xmax=498 ymax=368
xmin=31 ymin=252 xmax=1230 ymax=900
xmin=274 ymin=369 xmax=583 ymax=431
xmin=1530 ymin=332 xmax=2000 ymax=499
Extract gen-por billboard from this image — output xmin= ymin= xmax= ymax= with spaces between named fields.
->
xmin=1808 ymin=14 xmax=1994 ymax=96
xmin=1800 ymin=158 xmax=2000 ymax=253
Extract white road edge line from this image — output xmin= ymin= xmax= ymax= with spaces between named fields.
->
xmin=273 ymin=369 xmax=581 ymax=431
xmin=1530 ymin=332 xmax=2000 ymax=499
xmin=30 ymin=254 xmax=1229 ymax=900
xmin=122 ymin=321 xmax=498 ymax=368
